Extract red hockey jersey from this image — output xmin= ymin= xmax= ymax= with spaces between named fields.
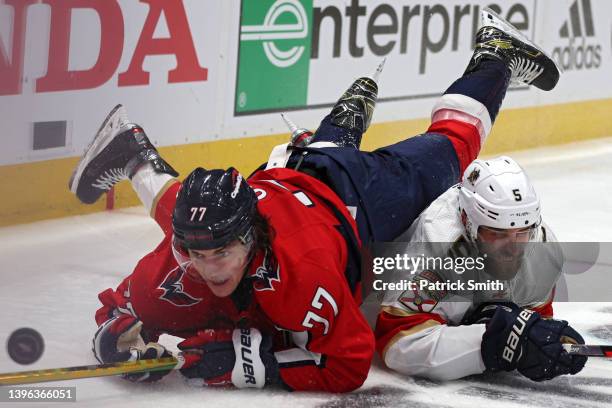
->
xmin=95 ymin=168 xmax=374 ymax=392
xmin=247 ymin=168 xmax=374 ymax=392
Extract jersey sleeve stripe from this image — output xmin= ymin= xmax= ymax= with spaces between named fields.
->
xmin=380 ymin=305 xmax=420 ymax=317
xmin=382 ymin=319 xmax=442 ymax=360
xmin=276 ymin=348 xmax=324 ymax=368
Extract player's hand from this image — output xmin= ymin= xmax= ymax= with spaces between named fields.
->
xmin=516 ymin=318 xmax=587 ymax=381
xmin=480 ymin=304 xmax=587 ymax=381
xmin=462 ymin=301 xmax=520 ymax=325
xmin=177 ymin=327 xmax=279 ymax=388
xmin=93 ymin=314 xmax=173 ymax=382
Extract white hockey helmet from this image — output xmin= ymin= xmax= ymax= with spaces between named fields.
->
xmin=458 ymin=156 xmax=540 ymax=241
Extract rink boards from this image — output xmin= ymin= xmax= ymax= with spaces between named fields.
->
xmin=1 ymin=0 xmax=611 ymax=225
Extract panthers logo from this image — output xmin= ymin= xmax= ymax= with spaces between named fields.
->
xmin=399 ymin=271 xmax=446 ymax=313
xmin=467 ymin=168 xmax=480 ymax=185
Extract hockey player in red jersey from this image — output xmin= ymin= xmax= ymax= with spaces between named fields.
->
xmin=76 ymin=108 xmax=374 ymax=391
xmin=69 ymin=7 xmax=561 ymax=392
xmin=375 ymin=156 xmax=587 ymax=382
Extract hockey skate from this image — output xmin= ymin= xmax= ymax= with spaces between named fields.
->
xmin=310 ymin=59 xmax=384 ymax=149
xmin=69 ymin=104 xmax=178 ymax=204
xmin=331 ymin=59 xmax=384 ymax=133
xmin=330 ymin=76 xmax=378 ymax=135
xmin=467 ymin=7 xmax=561 ymax=91
xmin=281 ymin=113 xmax=313 ymax=148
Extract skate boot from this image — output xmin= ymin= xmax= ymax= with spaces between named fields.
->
xmin=69 ymin=104 xmax=178 ymax=204
xmin=312 ymin=59 xmax=384 ymax=149
xmin=466 ymin=7 xmax=561 ymax=91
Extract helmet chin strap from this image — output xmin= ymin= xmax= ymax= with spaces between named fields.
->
xmin=231 ymin=246 xmax=259 ymax=316
xmin=460 ymin=209 xmax=478 ymax=242
xmin=234 ymin=230 xmax=257 ymax=283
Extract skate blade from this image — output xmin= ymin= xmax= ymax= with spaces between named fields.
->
xmin=69 ymin=104 xmax=129 ymax=195
xmin=481 ymin=7 xmax=562 ymax=78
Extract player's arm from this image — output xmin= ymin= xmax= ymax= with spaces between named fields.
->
xmin=375 ymin=305 xmax=486 ymax=381
xmin=531 ymin=292 xmax=554 ymax=318
xmin=95 ymin=276 xmax=136 ymax=325
xmin=268 ymin=251 xmax=375 ymax=392
xmin=175 ymin=251 xmax=375 ymax=392
xmin=93 ymin=270 xmax=172 ymax=382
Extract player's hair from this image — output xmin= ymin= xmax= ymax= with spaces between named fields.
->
xmin=252 ymin=211 xmax=274 ymax=252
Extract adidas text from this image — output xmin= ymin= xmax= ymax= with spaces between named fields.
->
xmin=552 ymin=37 xmax=602 ymax=70
xmin=552 ymin=0 xmax=602 ymax=71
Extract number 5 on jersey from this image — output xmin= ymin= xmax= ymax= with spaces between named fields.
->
xmin=302 ymin=287 xmax=338 ymax=335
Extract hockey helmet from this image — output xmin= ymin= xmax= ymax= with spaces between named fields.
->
xmin=172 ymin=167 xmax=258 ymax=251
xmin=458 ymin=156 xmax=541 ymax=242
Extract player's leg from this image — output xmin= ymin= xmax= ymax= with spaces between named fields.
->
xmin=69 ymin=105 xmax=180 ymax=234
xmin=428 ymin=7 xmax=561 ymax=172
xmin=364 ymin=8 xmax=561 ymax=239
xmin=261 ymin=67 xmax=380 ymax=173
xmin=375 ymin=8 xmax=561 ymax=237
xmin=294 ymin=8 xmax=561 ymax=243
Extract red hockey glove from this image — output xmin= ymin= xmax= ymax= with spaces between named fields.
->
xmin=93 ymin=314 xmax=173 ymax=382
xmin=177 ymin=328 xmax=279 ymax=388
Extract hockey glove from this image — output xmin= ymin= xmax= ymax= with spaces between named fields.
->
xmin=177 ymin=327 xmax=280 ymax=388
xmin=481 ymin=304 xmax=587 ymax=381
xmin=93 ymin=314 xmax=173 ymax=382
xmin=481 ymin=303 xmax=539 ymax=372
xmin=516 ymin=318 xmax=587 ymax=381
xmin=462 ymin=302 xmax=520 ymax=325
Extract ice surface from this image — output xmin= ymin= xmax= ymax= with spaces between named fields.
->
xmin=1 ymin=139 xmax=611 ymax=407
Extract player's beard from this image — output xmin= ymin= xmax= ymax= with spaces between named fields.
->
xmin=478 ymin=241 xmax=527 ymax=280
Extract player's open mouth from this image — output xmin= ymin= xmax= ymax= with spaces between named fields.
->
xmin=207 ymin=278 xmax=230 ymax=286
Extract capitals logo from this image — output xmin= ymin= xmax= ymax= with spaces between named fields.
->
xmin=158 ymin=267 xmax=202 ymax=307
xmin=252 ymin=250 xmax=280 ymax=291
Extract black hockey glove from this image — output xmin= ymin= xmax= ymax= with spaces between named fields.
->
xmin=516 ymin=318 xmax=587 ymax=381
xmin=177 ymin=327 xmax=280 ymax=388
xmin=480 ymin=304 xmax=587 ymax=381
xmin=462 ymin=302 xmax=520 ymax=325
xmin=93 ymin=314 xmax=173 ymax=382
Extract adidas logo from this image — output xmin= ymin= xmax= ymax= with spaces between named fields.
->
xmin=552 ymin=0 xmax=602 ymax=70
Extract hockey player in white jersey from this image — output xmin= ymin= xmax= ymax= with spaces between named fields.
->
xmin=375 ymin=156 xmax=587 ymax=382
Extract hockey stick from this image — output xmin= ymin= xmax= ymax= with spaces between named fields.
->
xmin=563 ymin=344 xmax=612 ymax=357
xmin=2 ymin=344 xmax=607 ymax=386
xmin=0 ymin=355 xmax=184 ymax=386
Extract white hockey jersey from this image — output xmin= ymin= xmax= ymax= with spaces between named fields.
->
xmin=375 ymin=185 xmax=564 ymax=381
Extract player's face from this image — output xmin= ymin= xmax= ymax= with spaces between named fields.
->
xmin=478 ymin=225 xmax=533 ymax=246
xmin=187 ymin=240 xmax=250 ymax=297
xmin=477 ymin=225 xmax=534 ymax=279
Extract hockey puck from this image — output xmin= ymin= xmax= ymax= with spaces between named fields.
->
xmin=7 ymin=328 xmax=44 ymax=365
